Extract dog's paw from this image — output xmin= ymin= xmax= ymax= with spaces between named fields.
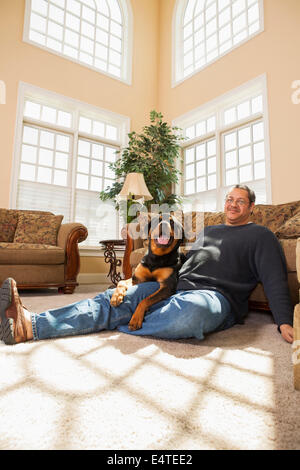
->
xmin=128 ymin=307 xmax=145 ymax=331
xmin=110 ymin=281 xmax=129 ymax=307
xmin=110 ymin=290 xmax=125 ymax=307
xmin=128 ymin=318 xmax=142 ymax=331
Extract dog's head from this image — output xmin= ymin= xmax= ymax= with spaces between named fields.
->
xmin=147 ymin=213 xmax=184 ymax=256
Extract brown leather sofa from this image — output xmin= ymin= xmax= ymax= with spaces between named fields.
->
xmin=122 ymin=200 xmax=300 ymax=310
xmin=0 ymin=209 xmax=88 ymax=293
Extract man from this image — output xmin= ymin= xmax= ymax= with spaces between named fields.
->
xmin=0 ymin=185 xmax=294 ymax=345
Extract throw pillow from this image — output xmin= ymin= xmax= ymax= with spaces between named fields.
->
xmin=275 ymin=211 xmax=300 ymax=239
xmin=0 ymin=209 xmax=19 ymax=242
xmin=14 ymin=213 xmax=64 ymax=245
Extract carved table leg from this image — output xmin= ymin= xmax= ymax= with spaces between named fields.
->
xmin=103 ymin=242 xmax=123 ymax=286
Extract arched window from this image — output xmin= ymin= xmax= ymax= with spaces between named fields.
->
xmin=24 ymin=0 xmax=133 ymax=84
xmin=173 ymin=0 xmax=263 ymax=85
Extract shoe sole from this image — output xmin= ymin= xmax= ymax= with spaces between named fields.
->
xmin=0 ymin=278 xmax=16 ymax=345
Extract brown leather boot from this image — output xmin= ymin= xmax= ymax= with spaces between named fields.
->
xmin=0 ymin=278 xmax=28 ymax=345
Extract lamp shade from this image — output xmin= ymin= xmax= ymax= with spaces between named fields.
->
xmin=118 ymin=173 xmax=153 ymax=201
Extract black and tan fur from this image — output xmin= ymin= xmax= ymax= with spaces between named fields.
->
xmin=110 ymin=214 xmax=184 ymax=331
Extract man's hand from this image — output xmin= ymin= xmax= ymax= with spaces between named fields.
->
xmin=279 ymin=324 xmax=294 ymax=343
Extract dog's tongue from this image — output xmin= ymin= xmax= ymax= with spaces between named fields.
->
xmin=157 ymin=236 xmax=169 ymax=245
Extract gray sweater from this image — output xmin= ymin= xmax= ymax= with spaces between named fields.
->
xmin=177 ymin=223 xmax=293 ymax=327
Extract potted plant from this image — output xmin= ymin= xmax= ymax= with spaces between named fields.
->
xmin=99 ymin=110 xmax=185 ymax=223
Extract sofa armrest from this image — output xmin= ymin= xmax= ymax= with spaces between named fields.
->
xmin=57 ymin=223 xmax=88 ymax=251
xmin=57 ymin=223 xmax=88 ymax=293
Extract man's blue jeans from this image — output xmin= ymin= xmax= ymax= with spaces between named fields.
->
xmin=31 ymin=282 xmax=235 ymax=341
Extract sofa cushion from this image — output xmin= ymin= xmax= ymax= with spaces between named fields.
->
xmin=204 ymin=211 xmax=226 ymax=226
xmin=0 ymin=265 xmax=65 ymax=285
xmin=0 ymin=243 xmax=65 ymax=264
xmin=275 ymin=211 xmax=300 ymax=239
xmin=14 ymin=213 xmax=63 ymax=245
xmin=250 ymin=203 xmax=294 ymax=232
xmin=181 ymin=211 xmax=226 ymax=242
xmin=0 ymin=209 xmax=18 ymax=242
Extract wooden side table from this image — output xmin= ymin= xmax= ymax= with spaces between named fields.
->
xmin=100 ymin=239 xmax=126 ymax=287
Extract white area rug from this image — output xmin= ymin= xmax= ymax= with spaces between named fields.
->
xmin=0 ymin=284 xmax=299 ymax=450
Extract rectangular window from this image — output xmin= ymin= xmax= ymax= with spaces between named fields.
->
xmin=173 ymin=75 xmax=270 ymax=212
xmin=12 ymin=82 xmax=130 ymax=249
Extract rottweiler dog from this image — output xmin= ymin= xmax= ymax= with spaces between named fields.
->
xmin=110 ymin=213 xmax=184 ymax=331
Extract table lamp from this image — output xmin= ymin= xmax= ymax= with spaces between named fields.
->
xmin=118 ymin=172 xmax=153 ymax=201
xmin=118 ymin=172 xmax=153 ymax=224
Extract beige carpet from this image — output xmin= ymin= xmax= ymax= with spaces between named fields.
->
xmin=0 ymin=284 xmax=300 ymax=450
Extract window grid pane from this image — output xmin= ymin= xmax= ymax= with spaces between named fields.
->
xmin=223 ymin=119 xmax=265 ymax=186
xmin=182 ymin=0 xmax=262 ymax=79
xmin=28 ymin=0 xmax=124 ymax=79
xmin=24 ymin=99 xmax=73 ymax=128
xmin=223 ymin=93 xmax=263 ymax=125
xmin=16 ymin=84 xmax=127 ymax=246
xmin=176 ymin=78 xmax=267 ymax=208
xmin=185 ymin=115 xmax=216 ymax=140
xmin=184 ymin=137 xmax=217 ymax=195
xmin=76 ymin=137 xmax=118 ymax=191
xmin=20 ymin=125 xmax=71 ymax=187
xmin=79 ymin=115 xmax=118 ymax=141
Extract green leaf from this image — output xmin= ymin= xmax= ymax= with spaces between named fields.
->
xmin=99 ymin=110 xmax=185 ymax=217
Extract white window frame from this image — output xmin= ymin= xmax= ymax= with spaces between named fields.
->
xmin=172 ymin=73 xmax=272 ymax=211
xmin=23 ymin=0 xmax=133 ymax=85
xmin=172 ymin=0 xmax=264 ymax=87
xmin=10 ymin=81 xmax=130 ymax=255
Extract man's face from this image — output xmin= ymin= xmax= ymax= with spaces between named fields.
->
xmin=224 ymin=188 xmax=254 ymax=226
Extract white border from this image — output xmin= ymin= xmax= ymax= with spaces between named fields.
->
xmin=172 ymin=0 xmax=265 ymax=88
xmin=23 ymin=0 xmax=133 ymax=86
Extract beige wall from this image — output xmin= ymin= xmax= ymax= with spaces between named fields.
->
xmin=0 ymin=0 xmax=299 ymax=277
xmin=79 ymin=256 xmax=108 ymax=277
xmin=158 ymin=0 xmax=300 ymax=204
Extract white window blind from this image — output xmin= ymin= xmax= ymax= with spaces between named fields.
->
xmin=12 ymin=83 xmax=130 ymax=248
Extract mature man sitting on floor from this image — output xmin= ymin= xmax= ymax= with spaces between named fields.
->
xmin=0 ymin=185 xmax=294 ymax=345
